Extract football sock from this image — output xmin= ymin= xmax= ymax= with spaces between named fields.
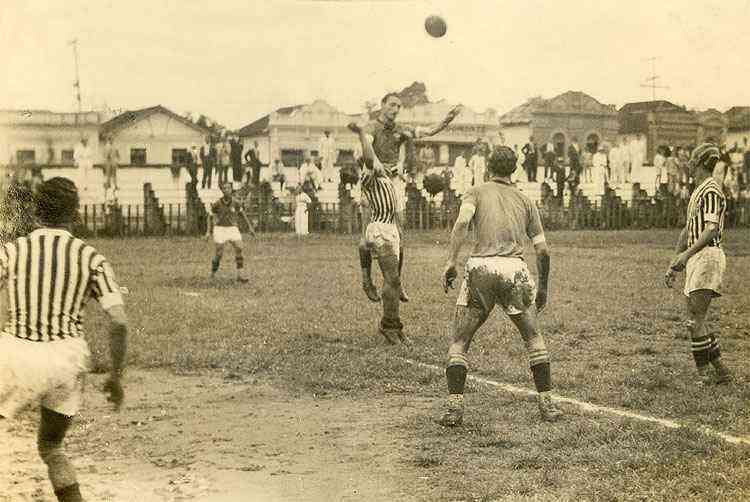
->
xmin=690 ymin=335 xmax=712 ymax=368
xmin=358 ymin=246 xmax=372 ymax=282
xmin=707 ymin=335 xmax=721 ymax=362
xmin=211 ymin=256 xmax=221 ymax=273
xmin=398 ymin=246 xmax=404 ymax=277
xmin=235 ymin=254 xmax=244 ymax=270
xmin=54 ymin=484 xmax=83 ymax=502
xmin=446 ymin=353 xmax=469 ymax=394
xmin=530 ymin=361 xmax=552 ymax=393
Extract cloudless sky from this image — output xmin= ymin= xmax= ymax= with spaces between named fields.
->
xmin=1 ymin=0 xmax=749 ymax=129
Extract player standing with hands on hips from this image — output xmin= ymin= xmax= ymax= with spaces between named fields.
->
xmin=439 ymin=146 xmax=562 ymax=426
xmin=0 ymin=177 xmax=128 ymax=502
xmin=665 ymin=143 xmax=732 ymax=385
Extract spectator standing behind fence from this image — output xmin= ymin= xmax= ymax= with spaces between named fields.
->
xmin=200 ymin=138 xmax=212 ymax=189
xmin=270 ymin=159 xmax=286 ymax=192
xmin=553 ymin=156 xmax=566 ymax=202
xmin=318 ymin=130 xmax=337 ymax=172
xmin=592 ymin=145 xmax=608 ymax=196
xmin=294 ymin=186 xmax=312 ymax=236
xmin=188 ymin=146 xmax=200 ymax=185
xmin=654 ymin=146 xmax=667 ymax=191
xmin=581 ymin=146 xmax=593 ymax=183
xmin=664 ymin=147 xmax=680 ymax=196
xmin=743 ymin=137 xmax=750 ymax=187
xmin=568 ymin=137 xmax=581 ymax=183
xmin=452 ymin=150 xmax=471 ymax=196
xmin=468 ymin=146 xmax=486 ymax=186
xmin=299 ymin=156 xmax=321 ymax=200
xmin=521 ymin=137 xmax=538 ymax=182
xmin=244 ymin=141 xmax=262 ymax=186
xmin=103 ymin=137 xmax=119 ymax=199
xmin=609 ymin=140 xmax=622 ymax=186
xmin=217 ymin=142 xmax=229 ymax=186
xmin=73 ymin=137 xmax=93 ymax=193
xmin=542 ymin=140 xmax=555 ymax=181
xmin=230 ymin=137 xmax=244 ymax=184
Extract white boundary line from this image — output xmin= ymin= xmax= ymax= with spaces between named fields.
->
xmin=400 ymin=357 xmax=750 ymax=447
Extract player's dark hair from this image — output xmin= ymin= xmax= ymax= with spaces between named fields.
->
xmin=381 ymin=92 xmax=400 ymax=105
xmin=487 ymin=146 xmax=518 ymax=178
xmin=35 ymin=177 xmax=79 ymax=227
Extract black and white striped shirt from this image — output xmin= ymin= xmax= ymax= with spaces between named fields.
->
xmin=361 ymin=170 xmax=397 ymax=224
xmin=686 ymin=177 xmax=725 ymax=248
xmin=0 ymin=228 xmax=123 ymax=342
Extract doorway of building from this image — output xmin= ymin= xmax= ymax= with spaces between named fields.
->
xmin=586 ymin=133 xmax=600 ymax=154
xmin=553 ymin=133 xmax=566 ymax=158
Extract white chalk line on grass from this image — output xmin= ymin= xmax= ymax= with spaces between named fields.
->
xmin=399 ymin=357 xmax=750 ymax=447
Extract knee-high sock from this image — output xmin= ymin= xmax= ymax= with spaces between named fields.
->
xmin=211 ymin=255 xmax=221 ymax=273
xmin=524 ymin=331 xmax=551 ymax=392
xmin=398 ymin=246 xmax=404 ymax=277
xmin=446 ymin=353 xmax=469 ymax=394
xmin=235 ymin=253 xmax=244 ymax=270
xmin=359 ymin=246 xmax=372 ymax=282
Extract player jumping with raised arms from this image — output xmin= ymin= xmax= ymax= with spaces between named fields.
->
xmin=357 ymin=93 xmax=461 ymax=304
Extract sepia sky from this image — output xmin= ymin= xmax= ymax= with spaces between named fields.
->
xmin=1 ymin=0 xmax=749 ymax=129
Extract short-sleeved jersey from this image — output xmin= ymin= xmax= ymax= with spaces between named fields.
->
xmin=0 ymin=228 xmax=123 ymax=341
xmin=211 ymin=195 xmax=245 ymax=227
xmin=686 ymin=177 xmax=725 ymax=248
xmin=462 ymin=180 xmax=544 ymax=258
xmin=364 ymin=118 xmax=415 ymax=171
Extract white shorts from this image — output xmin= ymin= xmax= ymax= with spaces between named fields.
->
xmin=364 ymin=221 xmax=400 ymax=259
xmin=684 ymin=246 xmax=726 ymax=298
xmin=390 ymin=176 xmax=406 ymax=213
xmin=213 ymin=225 xmax=242 ymax=244
xmin=0 ymin=335 xmax=90 ymax=418
xmin=456 ymin=256 xmax=537 ymax=316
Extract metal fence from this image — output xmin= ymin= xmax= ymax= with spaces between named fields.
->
xmin=73 ymin=195 xmax=750 ymax=238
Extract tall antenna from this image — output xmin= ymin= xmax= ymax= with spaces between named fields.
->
xmin=640 ymin=56 xmax=670 ymax=101
xmin=69 ymin=38 xmax=82 ymax=114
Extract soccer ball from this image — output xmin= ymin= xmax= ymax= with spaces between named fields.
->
xmin=425 ymin=15 xmax=447 ymax=38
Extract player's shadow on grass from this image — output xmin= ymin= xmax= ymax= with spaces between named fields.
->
xmin=161 ymin=276 xmax=252 ymax=291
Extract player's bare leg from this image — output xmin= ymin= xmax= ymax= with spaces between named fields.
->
xmin=211 ymin=242 xmax=224 ymax=278
xmin=509 ymin=310 xmax=563 ymax=422
xmin=359 ymin=206 xmax=380 ymax=302
xmin=230 ymin=240 xmax=248 ymax=283
xmin=440 ymin=305 xmax=488 ymax=426
xmin=687 ymin=290 xmax=732 ymax=384
xmin=376 ymin=255 xmax=406 ymax=344
xmin=38 ymin=407 xmax=83 ymax=502
xmin=395 ymin=213 xmax=410 ymax=303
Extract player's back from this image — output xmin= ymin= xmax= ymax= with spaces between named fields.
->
xmin=0 ymin=228 xmax=119 ymax=341
xmin=465 ymin=181 xmax=541 ymax=259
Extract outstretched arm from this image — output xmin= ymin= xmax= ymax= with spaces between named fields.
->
xmin=348 ymin=122 xmax=386 ymax=177
xmin=413 ymin=105 xmax=462 ymax=139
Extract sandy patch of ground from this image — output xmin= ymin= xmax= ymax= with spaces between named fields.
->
xmin=1 ymin=369 xmax=435 ymax=502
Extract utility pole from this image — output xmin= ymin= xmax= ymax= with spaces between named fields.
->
xmin=640 ymin=56 xmax=670 ymax=101
xmin=69 ymin=38 xmax=82 ymax=116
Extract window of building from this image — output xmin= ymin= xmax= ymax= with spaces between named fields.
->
xmin=280 ymin=149 xmax=304 ymax=167
xmin=172 ymin=148 xmax=189 ymax=165
xmin=16 ymin=150 xmax=35 ymax=165
xmin=130 ymin=148 xmax=147 ymax=165
xmin=61 ymin=150 xmax=75 ymax=166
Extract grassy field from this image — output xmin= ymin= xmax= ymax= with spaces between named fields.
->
xmin=78 ymin=228 xmax=750 ymax=502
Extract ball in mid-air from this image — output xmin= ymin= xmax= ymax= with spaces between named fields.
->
xmin=425 ymin=15 xmax=447 ymax=38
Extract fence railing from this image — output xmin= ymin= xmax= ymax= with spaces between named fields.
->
xmin=72 ymin=195 xmax=750 ymax=238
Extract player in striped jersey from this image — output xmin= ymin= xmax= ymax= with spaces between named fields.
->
xmin=0 ymin=177 xmax=128 ymax=502
xmin=665 ymin=143 xmax=732 ymax=385
xmin=349 ymin=120 xmax=408 ymax=344
xmin=357 ymin=93 xmax=461 ymax=304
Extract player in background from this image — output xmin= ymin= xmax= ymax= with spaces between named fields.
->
xmin=0 ymin=177 xmax=128 ymax=502
xmin=665 ymin=143 xmax=732 ymax=385
xmin=439 ymin=146 xmax=562 ymax=426
xmin=349 ymin=120 xmax=410 ymax=345
xmin=206 ymin=181 xmax=255 ymax=283
xmin=357 ymin=93 xmax=461 ymax=303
